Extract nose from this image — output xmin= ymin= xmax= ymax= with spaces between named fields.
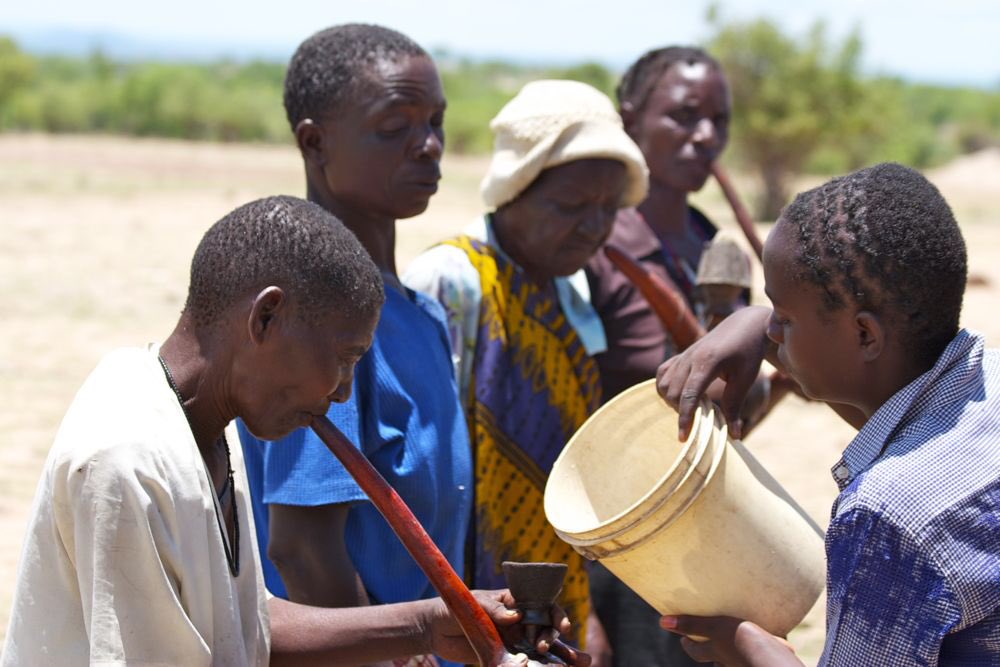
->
xmin=329 ymin=382 xmax=352 ymax=404
xmin=691 ymin=117 xmax=720 ymax=149
xmin=329 ymin=365 xmax=356 ymax=404
xmin=576 ymin=206 xmax=616 ymax=242
xmin=414 ymin=125 xmax=443 ymax=161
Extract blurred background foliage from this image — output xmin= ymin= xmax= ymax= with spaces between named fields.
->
xmin=1 ymin=10 xmax=997 ymax=217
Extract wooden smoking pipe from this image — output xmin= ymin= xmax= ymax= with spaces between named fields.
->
xmin=310 ymin=416 xmax=586 ymax=666
xmin=711 ymin=161 xmax=764 ymax=263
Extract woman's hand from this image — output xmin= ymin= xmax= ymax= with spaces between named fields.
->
xmin=659 ymin=615 xmax=801 ymax=667
xmin=657 ymin=306 xmax=773 ymax=440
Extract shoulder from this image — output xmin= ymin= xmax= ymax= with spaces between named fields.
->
xmin=403 ymin=240 xmax=483 ymax=328
xmin=687 ymin=204 xmax=718 ymax=238
xmin=843 ymin=335 xmax=1000 ymax=530
xmin=404 ymin=242 xmax=479 ymax=294
xmin=984 ymin=346 xmax=1000 ymax=390
xmin=48 ymin=347 xmax=197 ymax=495
xmin=835 ymin=461 xmax=1000 ymax=619
xmin=840 ymin=432 xmax=1000 ymax=536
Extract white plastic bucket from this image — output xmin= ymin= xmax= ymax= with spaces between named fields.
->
xmin=544 ymin=380 xmax=825 ymax=636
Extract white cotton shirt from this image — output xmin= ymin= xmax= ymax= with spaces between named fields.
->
xmin=1 ymin=346 xmax=270 ymax=666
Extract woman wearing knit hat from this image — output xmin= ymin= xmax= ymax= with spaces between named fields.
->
xmin=405 ymin=79 xmax=648 ymax=661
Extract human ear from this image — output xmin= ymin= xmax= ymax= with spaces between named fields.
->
xmin=248 ymin=287 xmax=286 ymax=346
xmin=294 ymin=119 xmax=327 ymax=166
xmin=619 ymin=101 xmax=638 ymax=138
xmin=855 ymin=311 xmax=884 ymax=362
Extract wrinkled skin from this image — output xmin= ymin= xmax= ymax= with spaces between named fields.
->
xmin=492 ymin=159 xmax=628 ymax=284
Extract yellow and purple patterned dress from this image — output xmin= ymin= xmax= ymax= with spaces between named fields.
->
xmin=405 ymin=224 xmax=603 ymax=644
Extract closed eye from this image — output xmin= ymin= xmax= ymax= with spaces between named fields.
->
xmin=669 ymin=108 xmax=699 ymax=125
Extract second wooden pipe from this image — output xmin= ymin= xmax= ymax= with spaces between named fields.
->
xmin=711 ymin=161 xmax=764 ymax=263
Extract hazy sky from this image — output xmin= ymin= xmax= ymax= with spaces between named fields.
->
xmin=5 ymin=0 xmax=999 ymax=86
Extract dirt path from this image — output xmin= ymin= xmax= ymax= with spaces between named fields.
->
xmin=1 ymin=134 xmax=996 ymax=662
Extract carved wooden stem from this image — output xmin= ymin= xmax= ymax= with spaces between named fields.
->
xmin=711 ymin=162 xmax=764 ymax=262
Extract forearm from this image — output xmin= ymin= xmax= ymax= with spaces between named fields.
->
xmin=727 ymin=643 xmax=803 ymax=667
xmin=662 ymin=616 xmax=804 ymax=667
xmin=275 ymin=551 xmax=369 ymax=608
xmin=268 ymin=502 xmax=369 ymax=608
xmin=268 ymin=596 xmax=435 ymax=667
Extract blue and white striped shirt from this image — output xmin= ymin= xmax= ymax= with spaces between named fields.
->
xmin=821 ymin=330 xmax=1000 ymax=666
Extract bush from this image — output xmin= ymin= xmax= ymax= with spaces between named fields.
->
xmin=0 ymin=31 xmax=995 ymax=183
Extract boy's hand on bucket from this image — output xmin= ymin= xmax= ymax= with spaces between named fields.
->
xmin=659 ymin=615 xmax=801 ymax=667
xmin=657 ymin=306 xmax=773 ymax=440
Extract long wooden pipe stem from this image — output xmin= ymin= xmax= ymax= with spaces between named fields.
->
xmin=310 ymin=416 xmax=509 ymax=667
xmin=711 ymin=162 xmax=764 ymax=262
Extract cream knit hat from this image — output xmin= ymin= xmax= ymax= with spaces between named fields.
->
xmin=480 ymin=80 xmax=649 ymax=210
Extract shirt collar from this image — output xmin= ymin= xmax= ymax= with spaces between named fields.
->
xmin=465 ymin=215 xmax=608 ymax=356
xmin=831 ymin=329 xmax=984 ymax=490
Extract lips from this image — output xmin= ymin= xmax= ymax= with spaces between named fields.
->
xmin=299 ymin=405 xmax=329 ymax=427
xmin=406 ymin=181 xmax=439 ymax=194
xmin=404 ymin=166 xmax=441 ymax=189
xmin=680 ymin=159 xmax=712 ymax=176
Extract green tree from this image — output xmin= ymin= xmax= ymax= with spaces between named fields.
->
xmin=708 ymin=16 xmax=876 ymax=218
xmin=0 ymin=37 xmax=36 ymax=113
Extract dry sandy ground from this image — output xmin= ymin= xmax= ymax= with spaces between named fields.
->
xmin=1 ymin=134 xmax=997 ymax=663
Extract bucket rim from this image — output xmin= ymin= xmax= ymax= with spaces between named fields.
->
xmin=559 ymin=417 xmax=731 ymax=559
xmin=546 ymin=381 xmax=720 ymax=540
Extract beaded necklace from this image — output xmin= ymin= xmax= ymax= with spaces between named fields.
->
xmin=157 ymin=355 xmax=240 ymax=577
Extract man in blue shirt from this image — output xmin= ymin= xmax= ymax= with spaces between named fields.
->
xmin=654 ymin=162 xmax=998 ymax=665
xmin=238 ymin=24 xmax=473 ymax=662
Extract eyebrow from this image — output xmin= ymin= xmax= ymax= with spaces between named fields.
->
xmin=373 ymin=89 xmax=446 ymax=110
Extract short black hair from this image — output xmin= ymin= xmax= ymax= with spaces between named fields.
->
xmin=184 ymin=195 xmax=384 ymax=328
xmin=617 ymin=46 xmax=722 ymax=112
xmin=283 ymin=23 xmax=428 ymax=129
xmin=781 ymin=162 xmax=967 ymax=367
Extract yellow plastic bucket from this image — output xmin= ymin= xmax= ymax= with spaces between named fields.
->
xmin=544 ymin=380 xmax=825 ymax=636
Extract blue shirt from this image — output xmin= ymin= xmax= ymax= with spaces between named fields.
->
xmin=821 ymin=330 xmax=1000 ymax=666
xmin=239 ymin=287 xmax=473 ymax=606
